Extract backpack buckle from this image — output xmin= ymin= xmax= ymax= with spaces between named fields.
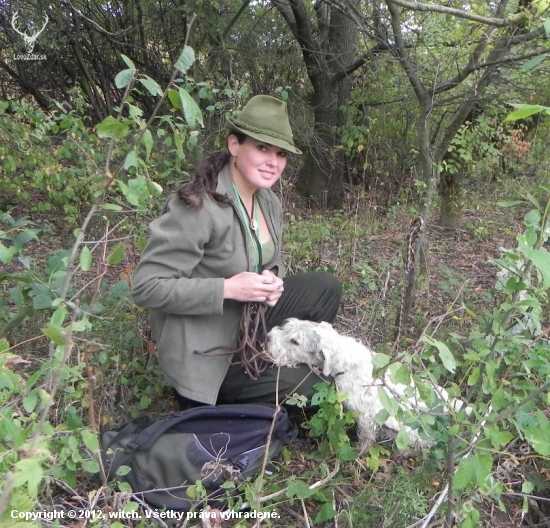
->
xmin=124 ymin=440 xmax=139 ymax=453
xmin=234 ymin=455 xmax=250 ymax=471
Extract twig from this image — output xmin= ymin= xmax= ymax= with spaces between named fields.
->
xmin=300 ymin=498 xmax=312 ymax=528
xmin=254 ymin=461 xmax=341 ymax=504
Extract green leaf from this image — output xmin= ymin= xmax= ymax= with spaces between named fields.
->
xmin=79 ymin=246 xmax=92 ymax=272
xmin=142 ymin=129 xmax=154 ymax=160
xmin=392 ymin=364 xmax=411 ymax=385
xmin=124 ymin=149 xmax=139 ymax=170
xmin=97 ymin=116 xmax=130 ymax=140
xmin=51 ymin=307 xmax=67 ymax=327
xmin=504 ymin=104 xmax=550 ymax=122
xmin=107 ymin=243 xmax=126 ymax=265
xmin=372 ymin=353 xmax=391 ymax=369
xmin=81 ymin=430 xmax=100 ymax=452
xmin=337 ymin=443 xmax=359 ymax=461
xmin=179 ymin=88 xmax=204 ymax=128
xmin=378 ymin=386 xmax=398 ymax=416
xmin=13 ymin=458 xmax=44 ymax=498
xmin=123 ymin=501 xmax=139 ymax=512
xmin=485 ymin=426 xmax=514 ymax=449
xmin=395 ymin=429 xmax=410 ymax=450
xmin=521 ymin=248 xmax=550 ymax=289
xmin=115 ymin=465 xmax=132 ymax=477
xmin=118 ymin=482 xmax=133 ymax=493
xmin=102 ymin=203 xmax=123 ymax=211
xmin=536 ymin=0 xmax=550 ymax=16
xmin=167 ymin=88 xmax=182 ymax=109
xmin=136 ymin=236 xmax=148 ymax=253
xmin=33 ymin=294 xmax=53 ymax=310
xmin=497 ymin=200 xmax=524 ymax=208
xmin=454 ymin=456 xmax=478 ymax=490
xmin=467 ymin=366 xmax=480 ymax=386
xmin=140 ymin=394 xmax=151 ymax=409
xmin=139 ymin=76 xmax=163 ymax=97
xmin=147 ymin=180 xmax=163 ymax=197
xmin=81 ymin=459 xmax=100 ymax=473
xmin=521 ymin=55 xmax=546 ymax=71
xmin=128 ymin=103 xmax=143 ymax=119
xmin=117 ymin=177 xmax=149 ymax=207
xmin=0 ymin=242 xmax=17 ymax=263
xmin=314 ymin=502 xmax=337 ymax=523
xmin=524 ymin=411 xmax=550 ymax=455
xmin=121 ymin=54 xmax=136 ymax=70
xmin=42 ymin=323 xmax=66 ymax=346
xmin=174 ymin=45 xmax=195 ymax=73
xmin=286 ymin=478 xmax=315 ymax=499
xmin=522 ymin=481 xmax=535 ymax=494
xmin=421 ymin=335 xmax=457 ymax=373
xmin=23 ymin=391 xmax=38 ymax=413
xmin=115 ymin=68 xmax=136 ymax=89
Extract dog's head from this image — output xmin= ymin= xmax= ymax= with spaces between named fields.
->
xmin=266 ymin=318 xmax=334 ymax=368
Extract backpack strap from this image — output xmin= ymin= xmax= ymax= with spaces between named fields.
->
xmin=104 ymin=406 xmax=217 ymax=479
xmin=124 ymin=406 xmax=217 ymax=453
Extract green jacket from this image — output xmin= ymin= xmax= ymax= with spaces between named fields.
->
xmin=132 ymin=165 xmax=285 ymax=404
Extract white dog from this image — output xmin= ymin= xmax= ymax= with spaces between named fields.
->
xmin=266 ymin=318 xmax=469 ymax=450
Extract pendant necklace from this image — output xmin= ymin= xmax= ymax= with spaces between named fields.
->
xmin=250 ymin=210 xmax=258 ymax=232
xmin=232 ymin=183 xmax=260 ymax=233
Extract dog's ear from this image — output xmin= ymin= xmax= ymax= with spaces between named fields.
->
xmin=308 ymin=331 xmax=328 ymax=371
xmin=308 ymin=331 xmax=321 ymax=354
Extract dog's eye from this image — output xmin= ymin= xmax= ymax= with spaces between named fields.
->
xmin=290 ymin=338 xmax=300 ymax=346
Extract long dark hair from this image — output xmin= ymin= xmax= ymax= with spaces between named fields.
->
xmin=185 ymin=133 xmax=273 ymax=379
xmin=177 ymin=132 xmax=247 ymax=208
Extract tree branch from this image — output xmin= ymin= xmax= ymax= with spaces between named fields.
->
xmin=386 ymin=0 xmax=428 ymax=103
xmin=386 ymin=0 xmax=514 ymax=27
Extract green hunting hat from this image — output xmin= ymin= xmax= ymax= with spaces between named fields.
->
xmin=226 ymin=95 xmax=302 ymax=154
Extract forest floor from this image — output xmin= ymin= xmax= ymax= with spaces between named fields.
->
xmin=3 ymin=176 xmax=549 ymax=528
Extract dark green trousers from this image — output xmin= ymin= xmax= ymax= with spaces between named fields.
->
xmin=217 ymin=271 xmax=341 ymax=405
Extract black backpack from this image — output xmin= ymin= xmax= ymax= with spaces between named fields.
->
xmin=100 ymin=404 xmax=296 ymax=511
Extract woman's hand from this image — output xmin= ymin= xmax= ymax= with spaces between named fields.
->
xmin=224 ymin=270 xmax=284 ymax=306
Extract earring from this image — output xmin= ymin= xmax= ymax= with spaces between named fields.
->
xmin=232 ymin=157 xmax=237 ymax=167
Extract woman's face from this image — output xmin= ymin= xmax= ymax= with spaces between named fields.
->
xmin=228 ymin=135 xmax=288 ymax=194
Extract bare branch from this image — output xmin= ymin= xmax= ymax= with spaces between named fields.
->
xmin=386 ymin=0 xmax=513 ymax=27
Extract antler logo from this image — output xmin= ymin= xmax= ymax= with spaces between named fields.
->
xmin=11 ymin=11 xmax=49 ymax=54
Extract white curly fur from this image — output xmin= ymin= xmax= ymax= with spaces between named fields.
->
xmin=266 ymin=318 xmax=470 ymax=451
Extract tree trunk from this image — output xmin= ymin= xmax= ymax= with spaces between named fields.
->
xmin=439 ymin=170 xmax=464 ymax=228
xmin=272 ymin=0 xmax=359 ymax=208
xmin=296 ymin=82 xmax=347 ymax=207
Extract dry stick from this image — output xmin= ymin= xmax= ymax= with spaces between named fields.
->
xmin=300 ymin=498 xmax=312 ymax=528
xmin=81 ymin=221 xmax=110 ymax=432
xmin=252 ymin=368 xmax=282 ymax=528
xmin=246 ymin=368 xmax=338 ymax=524
xmin=391 ymin=216 xmax=425 ymax=356
xmin=444 ymin=436 xmax=456 ymax=527
xmin=257 ymin=461 xmax=341 ymax=504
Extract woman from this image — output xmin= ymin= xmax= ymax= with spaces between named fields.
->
xmin=132 ymin=95 xmax=341 ymax=407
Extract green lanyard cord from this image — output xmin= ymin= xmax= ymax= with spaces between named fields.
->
xmin=232 ymin=183 xmax=263 ymax=272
